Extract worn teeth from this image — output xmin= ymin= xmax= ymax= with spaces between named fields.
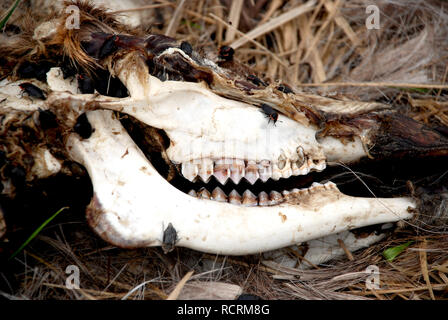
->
xmin=269 ymin=191 xmax=283 ymax=205
xmin=187 ymin=182 xmax=337 ymax=207
xmin=229 ymin=190 xmax=242 ymax=205
xmin=258 ymin=191 xmax=269 ymax=206
xmin=242 ymin=190 xmax=257 ymax=206
xmin=198 ymin=159 xmax=213 ymax=183
xmin=181 ymin=161 xmax=198 ymax=182
xmin=245 ymin=160 xmax=259 ymax=185
xmin=230 ymin=159 xmax=245 ymax=184
xmin=198 ymin=187 xmax=211 ymax=199
xmin=277 ymin=155 xmax=286 ymax=170
xmin=181 ymin=154 xmax=326 ymax=185
xmin=258 ymin=160 xmax=272 ymax=182
xmin=212 ymin=187 xmax=227 ymax=202
xmin=213 ymin=159 xmax=231 ymax=185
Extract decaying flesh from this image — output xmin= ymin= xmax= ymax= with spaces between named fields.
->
xmin=1 ymin=2 xmax=447 ymax=256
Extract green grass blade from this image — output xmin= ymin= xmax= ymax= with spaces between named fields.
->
xmin=0 ymin=0 xmax=22 ymax=31
xmin=382 ymin=241 xmax=413 ymax=262
xmin=9 ymin=207 xmax=68 ymax=260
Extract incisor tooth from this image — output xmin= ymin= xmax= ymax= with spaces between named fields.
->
xmin=188 ymin=189 xmax=197 ymax=197
xmin=214 ymin=159 xmax=230 ymax=185
xmin=258 ymin=191 xmax=269 ymax=206
xmin=245 ymin=160 xmax=259 ymax=185
xmin=242 ymin=190 xmax=257 ymax=206
xmin=258 ymin=160 xmax=272 ymax=182
xmin=198 ymin=187 xmax=211 ymax=199
xmin=230 ymin=159 xmax=245 ymax=184
xmin=181 ymin=161 xmax=198 ymax=182
xmin=212 ymin=187 xmax=227 ymax=202
xmin=229 ymin=190 xmax=242 ymax=205
xmin=198 ymin=159 xmax=213 ymax=183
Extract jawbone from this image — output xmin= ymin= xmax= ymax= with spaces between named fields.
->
xmin=65 ymin=109 xmax=415 ymax=255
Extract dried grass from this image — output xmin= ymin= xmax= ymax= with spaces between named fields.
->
xmin=1 ymin=0 xmax=448 ymax=300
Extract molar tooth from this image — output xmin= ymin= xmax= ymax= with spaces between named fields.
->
xmin=198 ymin=158 xmax=213 ymax=183
xmin=229 ymin=190 xmax=242 ymax=205
xmin=280 ymin=159 xmax=292 ymax=178
xmin=258 ymin=160 xmax=272 ymax=182
xmin=212 ymin=187 xmax=227 ymax=202
xmin=245 ymin=160 xmax=259 ymax=185
xmin=181 ymin=161 xmax=198 ymax=182
xmin=188 ymin=189 xmax=197 ymax=197
xmin=291 ymin=161 xmax=300 ymax=175
xmin=269 ymin=191 xmax=283 ymax=205
xmin=214 ymin=159 xmax=231 ymax=185
xmin=324 ymin=181 xmax=337 ymax=190
xmin=277 ymin=155 xmax=286 ymax=170
xmin=296 ymin=146 xmax=305 ymax=167
xmin=271 ymin=163 xmax=282 ymax=181
xmin=313 ymin=159 xmax=326 ymax=171
xmin=230 ymin=159 xmax=245 ymax=184
xmin=198 ymin=187 xmax=211 ymax=199
xmin=242 ymin=190 xmax=257 ymax=206
xmin=258 ymin=191 xmax=269 ymax=206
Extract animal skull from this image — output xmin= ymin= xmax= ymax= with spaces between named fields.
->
xmin=1 ymin=2 xmax=447 ymax=258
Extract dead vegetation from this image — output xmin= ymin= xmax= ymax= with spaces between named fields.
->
xmin=0 ymin=0 xmax=447 ymax=300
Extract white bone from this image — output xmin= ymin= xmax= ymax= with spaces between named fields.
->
xmin=66 ymin=110 xmax=416 ymax=255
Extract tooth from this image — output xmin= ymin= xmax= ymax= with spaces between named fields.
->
xmin=277 ymin=155 xmax=286 ymax=170
xmin=242 ymin=190 xmax=257 ymax=206
xmin=282 ymin=190 xmax=292 ymax=201
xmin=229 ymin=190 xmax=242 ymax=205
xmin=188 ymin=189 xmax=197 ymax=197
xmin=269 ymin=191 xmax=283 ymax=205
xmin=198 ymin=187 xmax=211 ymax=199
xmin=198 ymin=159 xmax=213 ymax=183
xmin=296 ymin=147 xmax=305 ymax=167
xmin=258 ymin=191 xmax=269 ymax=206
xmin=298 ymin=161 xmax=310 ymax=175
xmin=245 ymin=160 xmax=259 ymax=185
xmin=312 ymin=159 xmax=326 ymax=171
xmin=272 ymin=163 xmax=282 ymax=180
xmin=214 ymin=159 xmax=231 ymax=185
xmin=230 ymin=159 xmax=245 ymax=184
xmin=291 ymin=161 xmax=300 ymax=175
xmin=181 ymin=161 xmax=198 ymax=182
xmin=212 ymin=187 xmax=227 ymax=202
xmin=280 ymin=159 xmax=292 ymax=178
xmin=258 ymin=160 xmax=272 ymax=182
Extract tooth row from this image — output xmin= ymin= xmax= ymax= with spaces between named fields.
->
xmin=181 ymin=155 xmax=326 ymax=185
xmin=188 ymin=187 xmax=285 ymax=206
xmin=187 ymin=182 xmax=338 ymax=206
